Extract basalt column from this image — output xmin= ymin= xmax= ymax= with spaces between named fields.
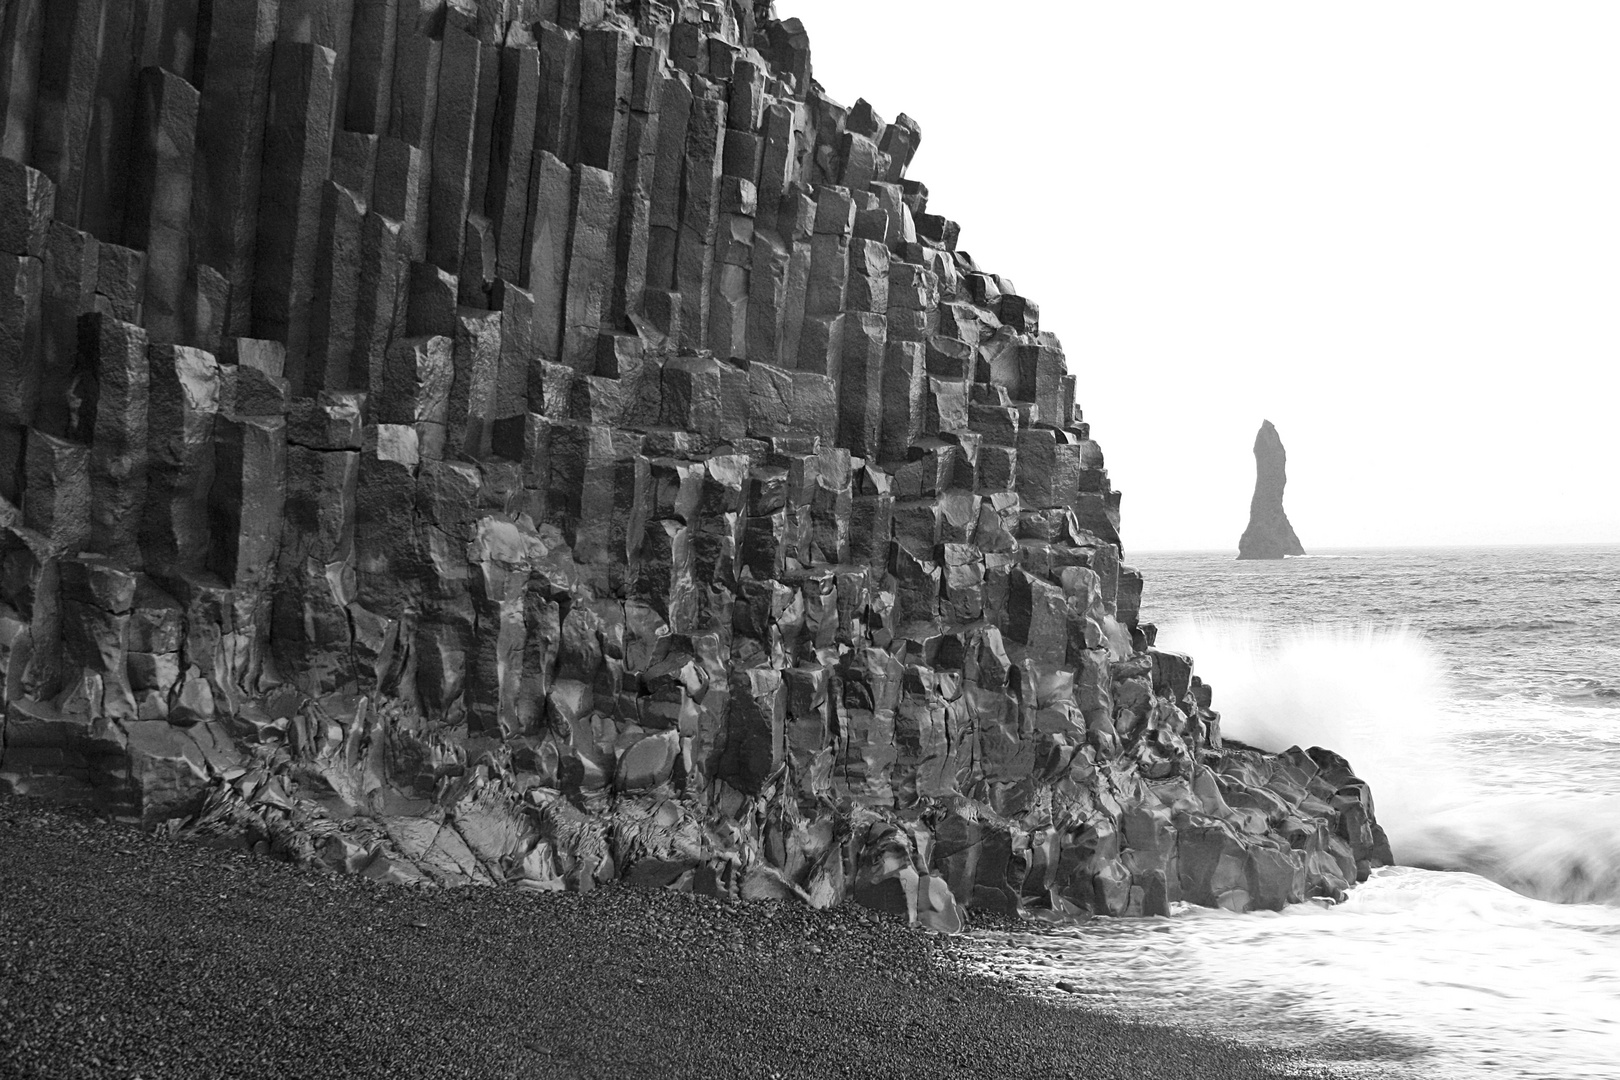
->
xmin=0 ymin=2 xmax=1384 ymax=924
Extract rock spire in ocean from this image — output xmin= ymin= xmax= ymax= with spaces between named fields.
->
xmin=1238 ymin=420 xmax=1305 ymax=560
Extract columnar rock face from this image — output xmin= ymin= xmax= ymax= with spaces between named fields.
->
xmin=0 ymin=1 xmax=1384 ymax=924
xmin=1237 ymin=420 xmax=1304 ymax=561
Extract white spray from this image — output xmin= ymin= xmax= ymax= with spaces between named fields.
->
xmin=1157 ymin=619 xmax=1620 ymax=905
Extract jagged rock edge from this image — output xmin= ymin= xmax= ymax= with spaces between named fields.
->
xmin=0 ymin=0 xmax=1387 ymax=925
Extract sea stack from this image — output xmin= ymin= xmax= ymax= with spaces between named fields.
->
xmin=1238 ymin=420 xmax=1306 ymax=559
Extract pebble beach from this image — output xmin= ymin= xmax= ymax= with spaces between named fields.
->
xmin=0 ymin=797 xmax=1416 ymax=1080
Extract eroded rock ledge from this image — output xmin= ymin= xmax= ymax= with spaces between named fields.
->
xmin=0 ymin=0 xmax=1386 ymax=927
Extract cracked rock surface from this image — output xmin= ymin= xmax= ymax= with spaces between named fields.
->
xmin=0 ymin=2 xmax=1382 ymax=921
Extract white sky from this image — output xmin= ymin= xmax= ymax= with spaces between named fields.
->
xmin=772 ymin=0 xmax=1620 ymax=551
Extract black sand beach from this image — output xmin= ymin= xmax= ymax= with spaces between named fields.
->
xmin=0 ymin=797 xmax=1404 ymax=1080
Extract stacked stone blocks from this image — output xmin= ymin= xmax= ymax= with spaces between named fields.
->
xmin=0 ymin=0 xmax=1386 ymax=922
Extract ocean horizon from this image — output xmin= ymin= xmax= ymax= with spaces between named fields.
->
xmin=1133 ymin=541 xmax=1620 ymax=554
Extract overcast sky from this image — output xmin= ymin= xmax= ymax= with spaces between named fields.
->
xmin=773 ymin=1 xmax=1620 ymax=551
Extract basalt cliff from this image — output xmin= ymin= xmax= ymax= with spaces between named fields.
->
xmin=1237 ymin=419 xmax=1304 ymax=560
xmin=0 ymin=0 xmax=1386 ymax=927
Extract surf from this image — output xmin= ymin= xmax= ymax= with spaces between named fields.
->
xmin=1155 ymin=618 xmax=1620 ymax=905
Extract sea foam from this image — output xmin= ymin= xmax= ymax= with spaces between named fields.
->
xmin=1156 ymin=619 xmax=1620 ymax=905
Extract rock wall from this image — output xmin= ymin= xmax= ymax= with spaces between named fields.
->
xmin=0 ymin=0 xmax=1386 ymax=926
xmin=1237 ymin=419 xmax=1305 ymax=560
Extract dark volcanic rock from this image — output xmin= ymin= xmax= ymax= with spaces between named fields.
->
xmin=1237 ymin=419 xmax=1305 ymax=560
xmin=0 ymin=1 xmax=1382 ymax=933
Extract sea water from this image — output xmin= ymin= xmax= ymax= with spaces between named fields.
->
xmin=965 ymin=546 xmax=1620 ymax=1079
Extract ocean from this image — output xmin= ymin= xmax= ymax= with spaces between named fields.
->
xmin=964 ymin=546 xmax=1620 ymax=1079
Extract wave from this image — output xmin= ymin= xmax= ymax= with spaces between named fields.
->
xmin=1404 ymin=797 xmax=1620 ymax=907
xmin=1563 ymin=678 xmax=1620 ymax=703
xmin=1435 ymin=619 xmax=1580 ymax=633
xmin=1156 ymin=619 xmax=1620 ymax=905
xmin=1280 ymin=554 xmax=1369 ymax=560
xmin=1273 ymin=553 xmax=1410 ymax=561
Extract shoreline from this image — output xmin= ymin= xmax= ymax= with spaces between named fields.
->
xmin=956 ymin=926 xmax=1433 ymax=1080
xmin=0 ymin=797 xmax=1423 ymax=1080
